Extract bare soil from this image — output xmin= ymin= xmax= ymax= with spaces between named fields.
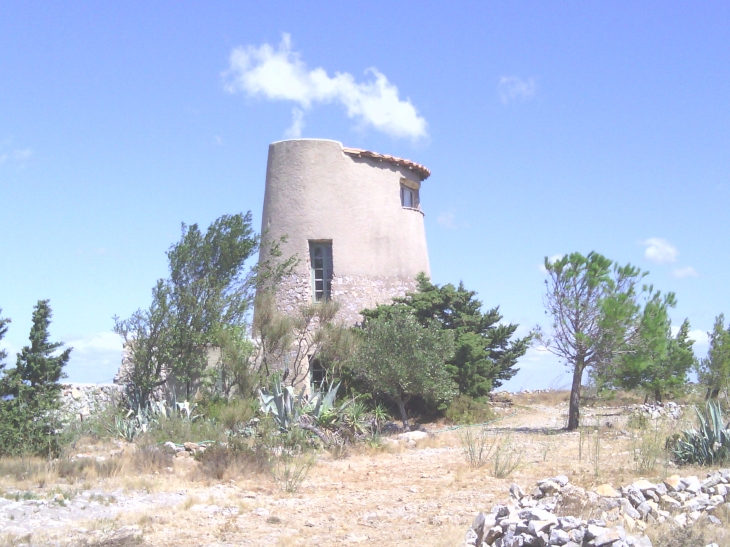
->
xmin=0 ymin=397 xmax=711 ymax=546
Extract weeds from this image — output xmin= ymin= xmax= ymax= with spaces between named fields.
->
xmin=630 ymin=418 xmax=667 ymax=473
xmin=458 ymin=427 xmax=521 ymax=477
xmin=270 ymin=450 xmax=316 ymax=493
xmin=491 ymin=434 xmax=522 ymax=478
xmin=458 ymin=426 xmax=494 ymax=468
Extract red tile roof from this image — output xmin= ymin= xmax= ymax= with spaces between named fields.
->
xmin=342 ymin=147 xmax=430 ymax=181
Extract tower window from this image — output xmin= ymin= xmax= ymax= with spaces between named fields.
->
xmin=309 ymin=241 xmax=333 ymax=302
xmin=400 ymin=184 xmax=419 ymax=208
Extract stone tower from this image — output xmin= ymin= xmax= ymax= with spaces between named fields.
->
xmin=258 ymin=139 xmax=431 ymax=325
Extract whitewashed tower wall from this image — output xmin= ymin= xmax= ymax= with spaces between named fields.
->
xmin=258 ymin=139 xmax=431 ymax=325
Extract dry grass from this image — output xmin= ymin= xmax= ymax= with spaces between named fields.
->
xmin=4 ymin=397 xmax=730 ymax=546
xmin=511 ymin=389 xmax=570 ymax=406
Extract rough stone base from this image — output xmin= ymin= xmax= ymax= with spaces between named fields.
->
xmin=273 ymin=273 xmax=416 ymax=325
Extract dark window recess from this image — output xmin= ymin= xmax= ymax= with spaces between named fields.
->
xmin=310 ymin=358 xmax=325 ymax=387
xmin=309 ymin=241 xmax=333 ymax=302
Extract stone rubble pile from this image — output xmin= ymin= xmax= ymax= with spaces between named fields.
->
xmin=465 ymin=470 xmax=730 ymax=547
xmin=631 ymin=401 xmax=682 ymax=420
xmin=59 ymin=383 xmax=123 ymax=421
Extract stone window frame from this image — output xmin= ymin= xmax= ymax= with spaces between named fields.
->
xmin=400 ymin=178 xmax=420 ymax=209
xmin=309 ymin=240 xmax=333 ymax=302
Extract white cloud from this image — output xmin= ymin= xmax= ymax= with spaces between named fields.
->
xmin=641 ymin=237 xmax=678 ymax=264
xmin=672 ymin=266 xmax=698 ymax=279
xmin=498 ymin=76 xmax=536 ymax=105
xmin=437 ymin=211 xmax=456 ymax=229
xmin=61 ymin=332 xmax=123 ymax=384
xmin=538 ymin=254 xmax=564 ymax=274
xmin=0 ymin=139 xmax=32 ymax=165
xmin=688 ymin=329 xmax=709 ymax=345
xmin=224 ymin=34 xmax=428 ymax=140
xmin=284 ymin=107 xmax=305 ymax=138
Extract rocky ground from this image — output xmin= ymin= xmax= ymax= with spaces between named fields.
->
xmin=1 ymin=397 xmax=727 ymax=546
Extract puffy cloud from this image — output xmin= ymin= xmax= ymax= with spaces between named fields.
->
xmin=498 ymin=76 xmax=536 ymax=105
xmin=224 ymin=34 xmax=428 ymax=140
xmin=61 ymin=332 xmax=123 ymax=384
xmin=672 ymin=266 xmax=699 ymax=279
xmin=641 ymin=238 xmax=678 ymax=264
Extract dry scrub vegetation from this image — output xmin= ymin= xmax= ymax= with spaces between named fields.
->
xmin=1 ymin=393 xmax=729 ymax=547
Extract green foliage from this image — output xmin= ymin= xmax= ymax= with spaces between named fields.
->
xmin=613 ymin=291 xmax=695 ymax=401
xmin=669 ymin=401 xmax=730 ymax=466
xmin=362 ymin=274 xmax=530 ymax=398
xmin=0 ymin=301 xmax=71 ymax=457
xmin=206 ymin=398 xmax=257 ymax=433
xmin=114 ymin=212 xmax=265 ymax=401
xmin=258 ymin=378 xmax=347 ymax=432
xmin=695 ymin=313 xmax=730 ymax=400
xmin=214 ymin=326 xmax=257 ymax=398
xmin=349 ymin=308 xmax=456 ymax=429
xmin=445 ymin=394 xmax=496 ymax=425
xmin=539 ymin=252 xmax=647 ymax=430
xmin=0 ymin=308 xmax=10 ymax=367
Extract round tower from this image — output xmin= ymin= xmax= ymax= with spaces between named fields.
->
xmin=258 ymin=139 xmax=431 ymax=325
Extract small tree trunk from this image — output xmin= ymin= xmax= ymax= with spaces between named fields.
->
xmin=655 ymin=388 xmax=662 ymax=403
xmin=395 ymin=397 xmax=410 ymax=431
xmin=567 ymin=361 xmax=583 ymax=431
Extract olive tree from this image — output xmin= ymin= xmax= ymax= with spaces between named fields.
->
xmin=351 ymin=308 xmax=456 ymax=430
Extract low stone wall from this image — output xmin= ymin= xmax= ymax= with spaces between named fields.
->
xmin=59 ymin=383 xmax=124 ymax=421
xmin=464 ymin=470 xmax=730 ymax=546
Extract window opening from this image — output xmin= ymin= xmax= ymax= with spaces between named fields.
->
xmin=310 ymin=358 xmax=325 ymax=388
xmin=309 ymin=241 xmax=333 ymax=302
xmin=400 ymin=184 xmax=419 ymax=208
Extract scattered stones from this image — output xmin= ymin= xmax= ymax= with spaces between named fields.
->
xmin=464 ymin=469 xmax=730 ymax=547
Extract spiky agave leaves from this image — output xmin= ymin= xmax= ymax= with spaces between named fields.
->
xmin=670 ymin=401 xmax=730 ymax=465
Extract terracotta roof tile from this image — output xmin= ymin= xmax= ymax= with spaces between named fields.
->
xmin=342 ymin=147 xmax=430 ymax=181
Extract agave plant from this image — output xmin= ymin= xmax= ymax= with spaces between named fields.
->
xmin=107 ymin=406 xmax=156 ymax=442
xmin=259 ymin=381 xmax=306 ymax=431
xmin=670 ymin=401 xmax=730 ymax=465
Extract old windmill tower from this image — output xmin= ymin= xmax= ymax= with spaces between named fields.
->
xmin=257 ymin=139 xmax=431 ymax=326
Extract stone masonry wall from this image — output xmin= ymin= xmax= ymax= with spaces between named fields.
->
xmin=274 ymin=273 xmax=417 ymax=326
xmin=59 ymin=383 xmax=124 ymax=421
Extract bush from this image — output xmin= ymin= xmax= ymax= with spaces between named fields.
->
xmin=207 ymin=398 xmax=257 ymax=433
xmin=196 ymin=438 xmax=268 ymax=480
xmin=445 ymin=395 xmax=496 ymax=425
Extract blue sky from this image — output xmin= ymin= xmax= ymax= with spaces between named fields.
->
xmin=1 ymin=2 xmax=729 ymax=389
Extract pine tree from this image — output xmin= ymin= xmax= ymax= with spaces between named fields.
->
xmin=0 ymin=300 xmax=71 ymax=456
xmin=696 ymin=314 xmax=730 ymax=400
xmin=14 ymin=300 xmax=71 ymax=390
xmin=613 ymin=290 xmax=695 ymax=402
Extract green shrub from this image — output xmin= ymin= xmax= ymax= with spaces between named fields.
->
xmin=207 ymin=398 xmax=257 ymax=433
xmin=445 ymin=395 xmax=496 ymax=425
